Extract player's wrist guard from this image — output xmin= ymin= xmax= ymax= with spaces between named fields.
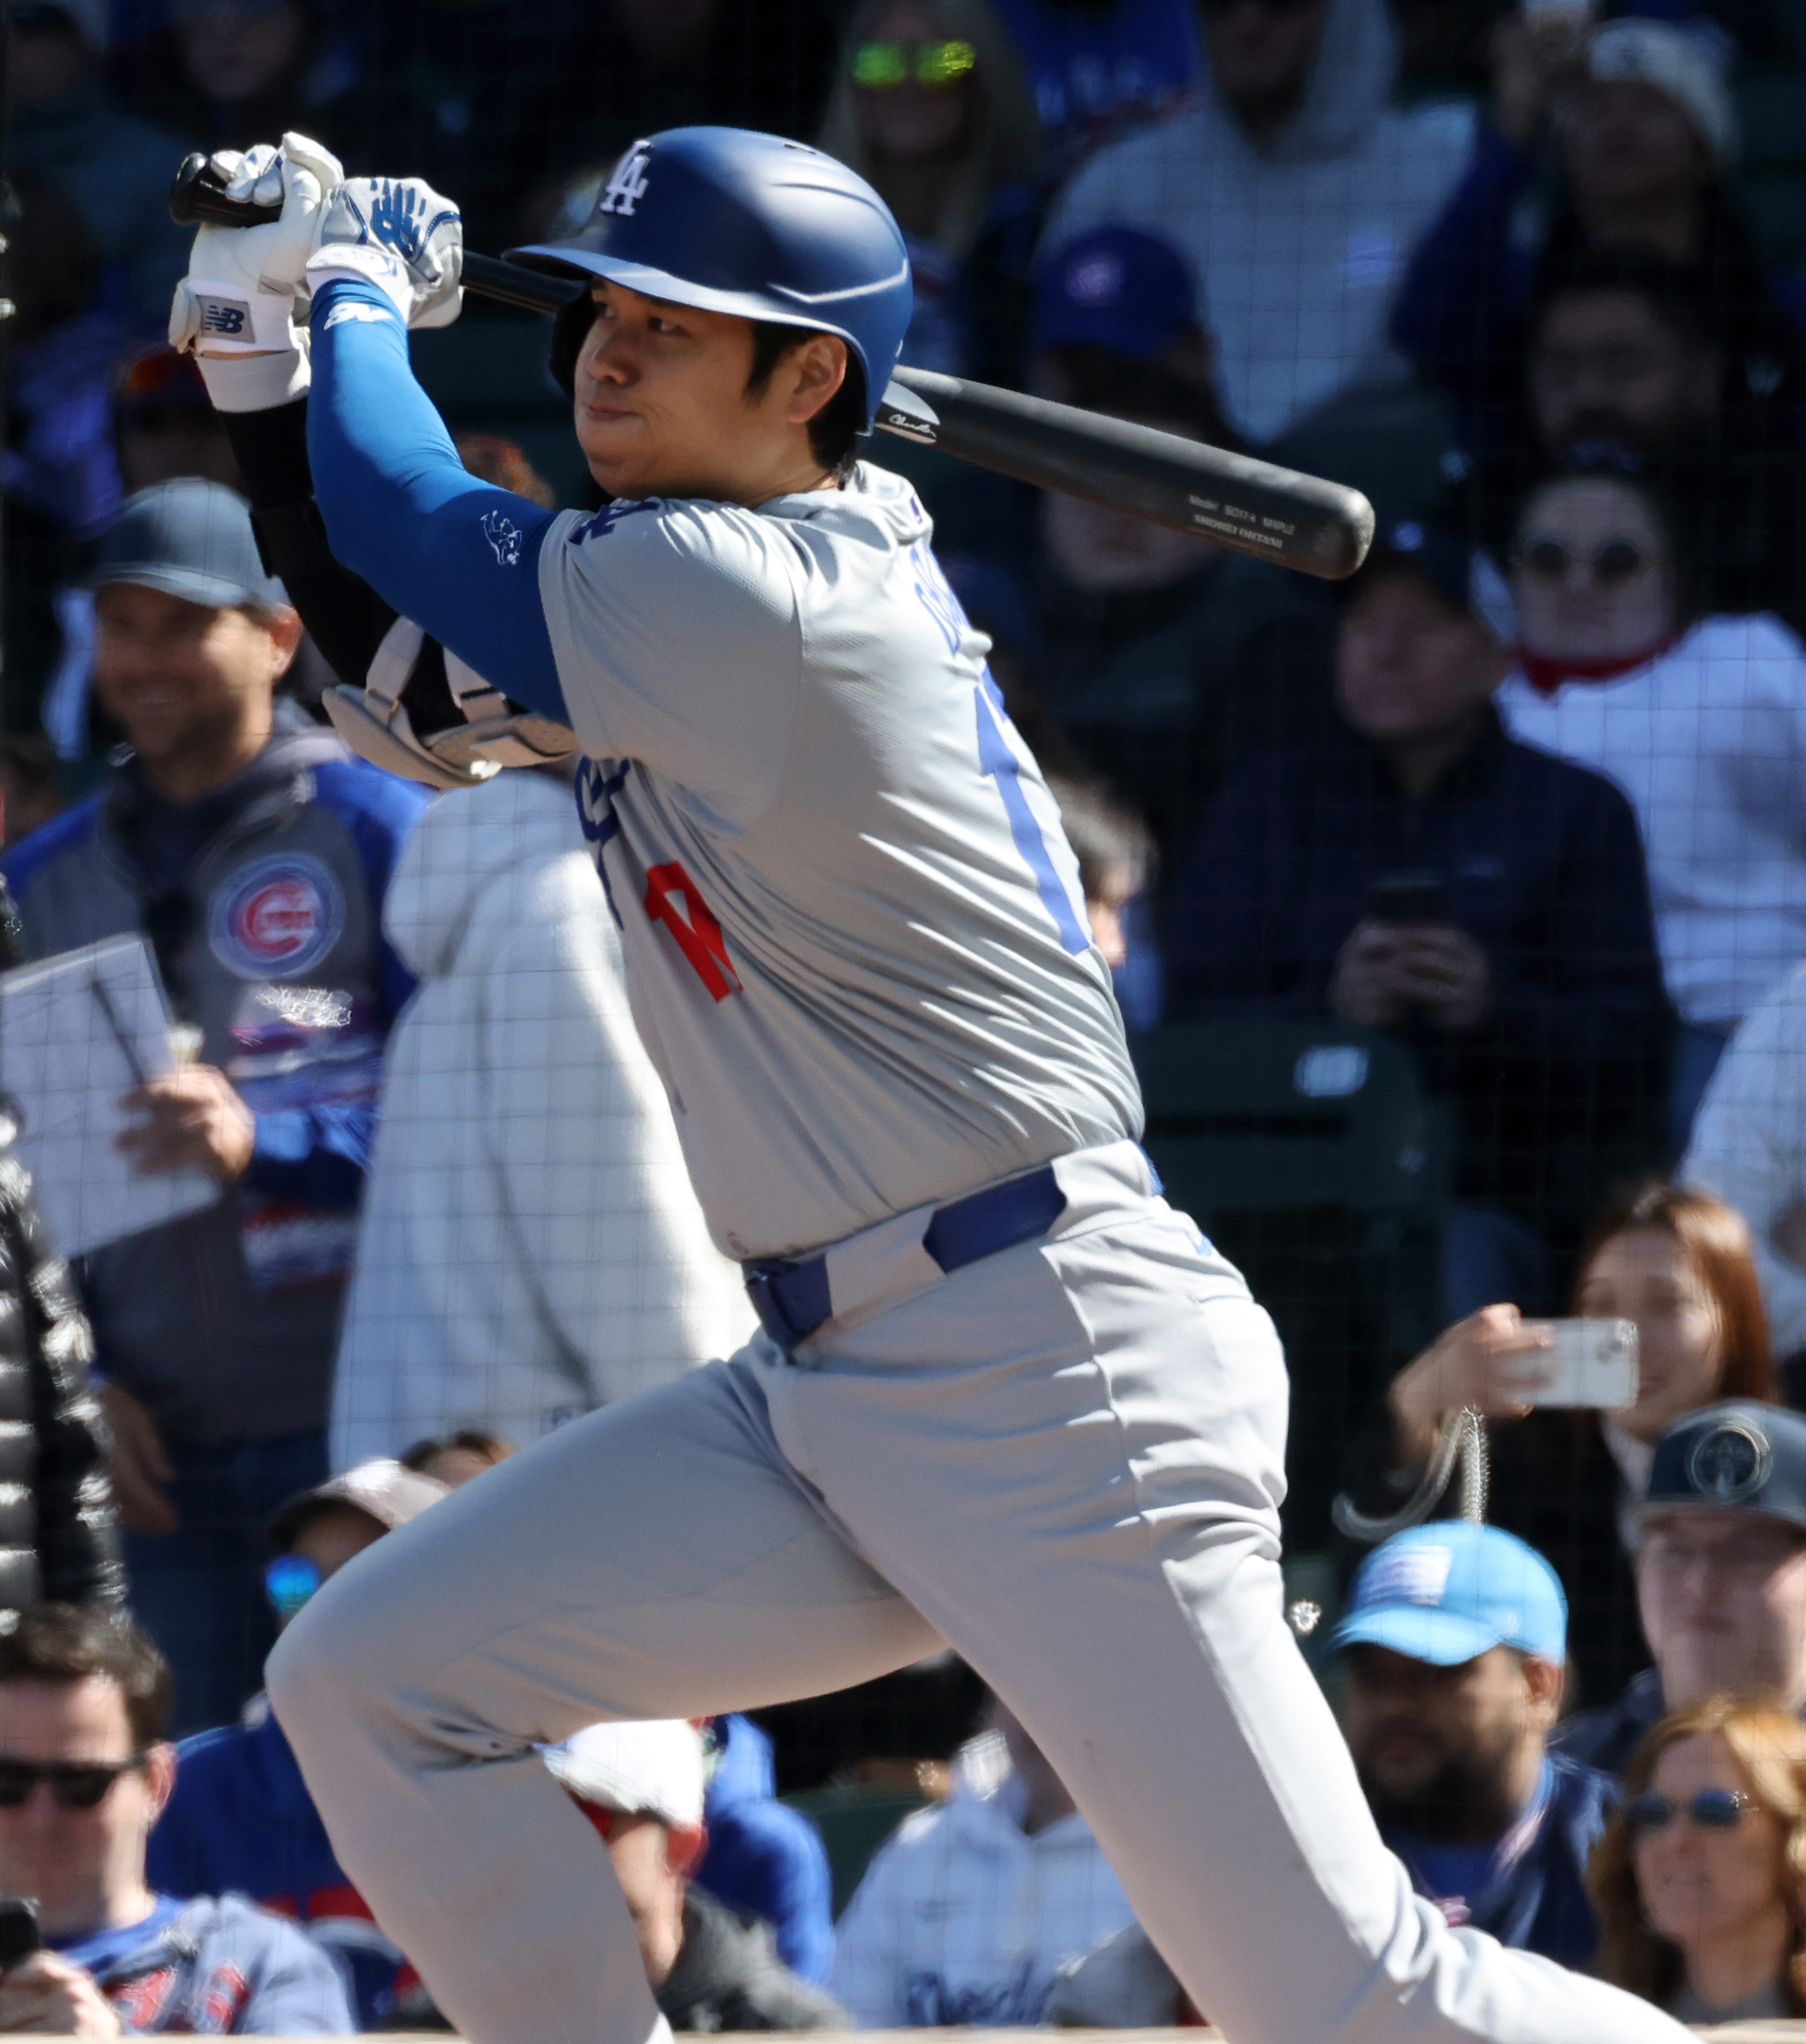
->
xmin=323 ymin=619 xmax=578 ymax=791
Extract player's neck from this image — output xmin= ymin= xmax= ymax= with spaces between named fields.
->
xmin=747 ymin=453 xmax=841 ymax=508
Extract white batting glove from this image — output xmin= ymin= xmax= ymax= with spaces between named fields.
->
xmin=307 ymin=177 xmax=463 ymax=331
xmin=169 ymin=132 xmax=343 ymax=357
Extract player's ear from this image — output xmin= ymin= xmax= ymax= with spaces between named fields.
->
xmin=787 ymin=335 xmax=848 ymax=429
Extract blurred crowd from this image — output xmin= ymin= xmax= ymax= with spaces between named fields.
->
xmin=12 ymin=0 xmax=1806 ymax=2029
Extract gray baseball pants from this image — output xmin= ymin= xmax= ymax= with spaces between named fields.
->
xmin=268 ymin=1141 xmax=1688 ymax=2044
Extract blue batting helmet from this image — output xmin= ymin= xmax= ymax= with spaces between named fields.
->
xmin=507 ymin=127 xmax=912 ymax=429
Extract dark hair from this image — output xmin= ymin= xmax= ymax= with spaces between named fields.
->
xmin=1529 ymin=249 xmax=1721 ymax=364
xmin=1575 ymin=1178 xmax=1776 ymax=1404
xmin=1537 ymin=181 xmax=1804 ymax=398
xmin=1040 ymin=342 xmax=1242 ymax=452
xmin=1590 ymin=1698 xmax=1806 ymax=2014
xmin=0 ymin=1604 xmax=170 ymax=1749
xmin=400 ymin=1430 xmax=515 ymax=1475
xmin=746 ymin=322 xmax=866 ymax=481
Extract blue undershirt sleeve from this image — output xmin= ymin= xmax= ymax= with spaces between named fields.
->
xmin=307 ymin=277 xmax=568 ymax=721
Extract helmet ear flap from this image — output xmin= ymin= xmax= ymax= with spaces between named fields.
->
xmin=551 ymin=290 xmax=596 ymax=398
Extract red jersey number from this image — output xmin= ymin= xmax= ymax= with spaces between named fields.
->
xmin=644 ymin=862 xmax=743 ymax=1002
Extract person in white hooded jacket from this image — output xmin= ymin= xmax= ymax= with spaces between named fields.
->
xmin=329 ymin=769 xmax=751 ymax=1470
xmin=1040 ymin=0 xmax=1472 ymax=445
xmin=1684 ymin=958 xmax=1806 ymax=1368
xmin=828 ymin=1699 xmax=1136 ymax=2028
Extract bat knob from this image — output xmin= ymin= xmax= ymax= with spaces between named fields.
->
xmin=169 ymin=151 xmax=283 ymax=229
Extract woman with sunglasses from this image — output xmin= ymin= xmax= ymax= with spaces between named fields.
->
xmin=816 ymin=0 xmax=1042 ymax=379
xmin=1499 ymin=463 xmax=1806 ymax=1149
xmin=1590 ymin=1699 xmax=1806 ymax=2024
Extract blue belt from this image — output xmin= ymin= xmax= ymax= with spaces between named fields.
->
xmin=744 ymin=1165 xmax=1068 ymax=1352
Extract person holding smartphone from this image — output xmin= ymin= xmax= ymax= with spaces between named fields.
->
xmin=1168 ymin=516 xmax=1672 ymax=1320
xmin=0 ymin=1602 xmax=352 ymax=2036
xmin=1354 ymin=1180 xmax=1778 ymax=1711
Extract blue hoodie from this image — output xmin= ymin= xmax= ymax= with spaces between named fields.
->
xmin=53 ymin=1892 xmax=353 ymax=2034
xmin=698 ymin=1715 xmax=835 ymax=1984
xmin=1386 ymin=1751 xmax=1615 ymax=1969
xmin=148 ymin=1698 xmax=405 ymax=2028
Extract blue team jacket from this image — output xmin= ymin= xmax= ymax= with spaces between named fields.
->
xmin=699 ymin=1714 xmax=836 ymax=1984
xmin=1389 ymin=1752 xmax=1615 ymax=1969
xmin=4 ymin=726 xmax=429 ymax=1445
xmin=148 ymin=1697 xmax=406 ymax=2029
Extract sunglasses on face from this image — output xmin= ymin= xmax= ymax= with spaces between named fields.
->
xmin=265 ymin=1553 xmax=323 ymax=1620
xmin=852 ymin=39 xmax=976 ymax=88
xmin=1514 ymin=536 xmax=1647 ymax=585
xmin=0 ymin=1754 xmax=147 ymax=1810
xmin=1626 ymin=1788 xmax=1752 ymax=1835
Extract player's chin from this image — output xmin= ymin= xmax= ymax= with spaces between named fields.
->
xmin=576 ymin=409 xmax=647 ymax=473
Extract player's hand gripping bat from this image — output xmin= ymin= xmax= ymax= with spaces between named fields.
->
xmin=173 ymin=151 xmax=1373 ymax=580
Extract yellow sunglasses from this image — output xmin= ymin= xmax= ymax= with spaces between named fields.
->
xmin=852 ymin=39 xmax=977 ymax=88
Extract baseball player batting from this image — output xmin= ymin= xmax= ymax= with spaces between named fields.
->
xmin=171 ymin=131 xmax=1687 ymax=2044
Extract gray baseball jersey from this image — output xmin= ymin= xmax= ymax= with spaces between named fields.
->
xmin=535 ymin=463 xmax=1142 ymax=1261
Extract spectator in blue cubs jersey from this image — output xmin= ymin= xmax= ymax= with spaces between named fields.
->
xmin=3 ymin=479 xmax=430 ymax=1735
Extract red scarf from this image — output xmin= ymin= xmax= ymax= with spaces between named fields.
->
xmin=1517 ymin=639 xmax=1676 ymax=697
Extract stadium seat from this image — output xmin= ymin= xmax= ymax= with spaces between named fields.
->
xmin=781 ymin=1783 xmax=933 ymax=1918
xmin=1131 ymin=1019 xmax=1452 ymax=1551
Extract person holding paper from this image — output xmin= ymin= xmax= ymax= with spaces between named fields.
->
xmin=2 ymin=477 xmax=429 ymax=1734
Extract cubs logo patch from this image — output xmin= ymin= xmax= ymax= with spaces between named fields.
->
xmin=1687 ymin=1419 xmax=1771 ymax=1504
xmin=210 ymin=855 xmax=345 ymax=980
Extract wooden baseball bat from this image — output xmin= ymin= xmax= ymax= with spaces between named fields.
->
xmin=172 ymin=153 xmax=1373 ymax=580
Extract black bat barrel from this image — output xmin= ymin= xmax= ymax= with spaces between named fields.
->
xmin=890 ymin=367 xmax=1373 ymax=581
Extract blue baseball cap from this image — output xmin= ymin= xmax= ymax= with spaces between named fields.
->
xmin=1031 ymin=227 xmax=1197 ymax=362
xmin=91 ymin=478 xmax=282 ymax=612
xmin=1345 ymin=518 xmax=1477 ymax=616
xmin=1332 ymin=1523 xmax=1568 ymax=1667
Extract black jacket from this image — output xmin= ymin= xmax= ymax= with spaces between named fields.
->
xmin=1168 ymin=710 xmax=1672 ymax=1225
xmin=656 ymin=1892 xmax=846 ymax=2035
xmin=0 ymin=1150 xmax=122 ymax=1610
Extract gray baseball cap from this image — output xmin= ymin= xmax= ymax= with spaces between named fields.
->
xmin=269 ymin=1459 xmax=449 ymax=1551
xmin=1640 ymin=1401 xmax=1806 ymax=1530
xmin=92 ymin=478 xmax=283 ymax=613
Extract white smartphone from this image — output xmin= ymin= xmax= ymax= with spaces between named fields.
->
xmin=1524 ymin=1318 xmax=1639 ymax=1410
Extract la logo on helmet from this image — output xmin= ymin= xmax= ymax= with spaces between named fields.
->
xmin=600 ymin=141 xmax=653 ymax=218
